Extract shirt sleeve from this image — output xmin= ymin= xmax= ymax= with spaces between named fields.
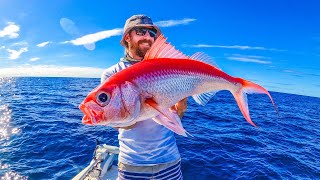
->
xmin=100 ymin=60 xmax=128 ymax=84
xmin=100 ymin=66 xmax=116 ymax=84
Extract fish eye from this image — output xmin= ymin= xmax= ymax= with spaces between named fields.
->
xmin=96 ymin=91 xmax=110 ymax=106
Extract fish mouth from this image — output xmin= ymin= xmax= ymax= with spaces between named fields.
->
xmin=79 ymin=101 xmax=103 ymax=125
xmin=82 ymin=114 xmax=96 ymax=125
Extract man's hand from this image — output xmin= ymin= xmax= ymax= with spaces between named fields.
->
xmin=171 ymin=98 xmax=188 ymax=119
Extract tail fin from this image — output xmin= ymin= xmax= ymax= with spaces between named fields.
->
xmin=231 ymin=78 xmax=280 ymax=127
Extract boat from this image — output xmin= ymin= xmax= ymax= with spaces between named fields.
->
xmin=73 ymin=143 xmax=119 ymax=180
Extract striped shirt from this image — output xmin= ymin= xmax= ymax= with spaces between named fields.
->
xmin=118 ymin=160 xmax=183 ymax=180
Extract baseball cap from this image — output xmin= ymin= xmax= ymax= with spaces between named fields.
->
xmin=120 ymin=14 xmax=161 ymax=47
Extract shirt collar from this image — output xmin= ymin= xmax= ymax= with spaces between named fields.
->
xmin=122 ymin=53 xmax=142 ymax=62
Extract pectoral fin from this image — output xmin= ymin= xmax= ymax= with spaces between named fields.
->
xmin=145 ymin=98 xmax=190 ymax=137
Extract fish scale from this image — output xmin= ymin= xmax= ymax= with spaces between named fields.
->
xmin=135 ymin=69 xmax=208 ymax=104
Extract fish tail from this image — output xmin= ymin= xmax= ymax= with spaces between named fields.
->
xmin=231 ymin=78 xmax=280 ymax=127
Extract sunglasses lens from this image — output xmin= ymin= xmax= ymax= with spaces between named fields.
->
xmin=135 ymin=28 xmax=146 ymax=36
xmin=134 ymin=28 xmax=157 ymax=37
xmin=148 ymin=29 xmax=157 ymax=37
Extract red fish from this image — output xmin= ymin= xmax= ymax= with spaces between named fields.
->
xmin=79 ymin=35 xmax=279 ymax=136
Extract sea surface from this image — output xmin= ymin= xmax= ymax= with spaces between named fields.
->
xmin=0 ymin=77 xmax=319 ymax=179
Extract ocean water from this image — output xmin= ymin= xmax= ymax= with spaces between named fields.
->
xmin=0 ymin=77 xmax=319 ymax=179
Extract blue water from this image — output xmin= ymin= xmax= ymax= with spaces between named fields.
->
xmin=0 ymin=77 xmax=319 ymax=179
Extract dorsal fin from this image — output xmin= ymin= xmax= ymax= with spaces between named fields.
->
xmin=144 ymin=35 xmax=189 ymax=60
xmin=190 ymin=52 xmax=221 ymax=70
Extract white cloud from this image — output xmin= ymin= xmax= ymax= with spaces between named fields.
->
xmin=30 ymin=57 xmax=40 ymax=62
xmin=227 ymin=55 xmax=271 ymax=64
xmin=6 ymin=47 xmax=28 ymax=60
xmin=0 ymin=46 xmax=5 ymax=49
xmin=64 ymin=28 xmax=123 ymax=46
xmin=62 ymin=18 xmax=195 ymax=50
xmin=0 ymin=65 xmax=104 ymax=78
xmin=0 ymin=22 xmax=20 ymax=39
xmin=37 ymin=41 xmax=50 ymax=47
xmin=62 ymin=18 xmax=195 ymax=48
xmin=62 ymin=54 xmax=74 ymax=57
xmin=11 ymin=41 xmax=28 ymax=47
xmin=184 ymin=44 xmax=284 ymax=51
xmin=155 ymin=18 xmax=196 ymax=27
xmin=283 ymin=69 xmax=295 ymax=73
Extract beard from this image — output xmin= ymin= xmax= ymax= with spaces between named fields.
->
xmin=130 ymin=39 xmax=153 ymax=58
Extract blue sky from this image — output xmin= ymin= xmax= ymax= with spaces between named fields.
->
xmin=0 ymin=0 xmax=319 ymax=98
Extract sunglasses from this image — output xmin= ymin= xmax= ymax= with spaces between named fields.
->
xmin=132 ymin=27 xmax=157 ymax=38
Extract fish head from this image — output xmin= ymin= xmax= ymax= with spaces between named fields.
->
xmin=79 ymin=81 xmax=141 ymax=127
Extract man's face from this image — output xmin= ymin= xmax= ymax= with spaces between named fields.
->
xmin=125 ymin=27 xmax=156 ymax=58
